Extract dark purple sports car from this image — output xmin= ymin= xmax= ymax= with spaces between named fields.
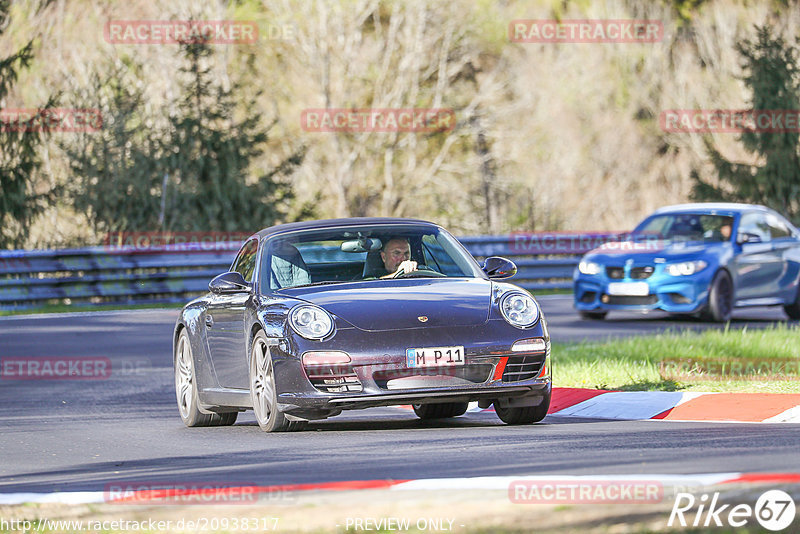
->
xmin=173 ymin=218 xmax=551 ymax=432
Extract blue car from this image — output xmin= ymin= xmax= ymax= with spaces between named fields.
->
xmin=574 ymin=203 xmax=800 ymax=322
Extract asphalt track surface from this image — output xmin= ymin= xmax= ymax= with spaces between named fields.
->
xmin=0 ymin=296 xmax=798 ymax=494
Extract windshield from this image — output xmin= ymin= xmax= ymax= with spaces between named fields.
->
xmin=260 ymin=224 xmax=482 ymax=292
xmin=631 ymin=213 xmax=735 ymax=243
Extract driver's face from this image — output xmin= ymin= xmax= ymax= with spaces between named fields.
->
xmin=381 ymin=239 xmax=411 ymax=272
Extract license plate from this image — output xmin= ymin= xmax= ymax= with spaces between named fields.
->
xmin=607 ymin=282 xmax=649 ymax=296
xmin=406 ymin=346 xmax=465 ymax=368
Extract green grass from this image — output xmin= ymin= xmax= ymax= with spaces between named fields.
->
xmin=0 ymin=301 xmax=185 ymax=317
xmin=554 ymin=324 xmax=800 ymax=393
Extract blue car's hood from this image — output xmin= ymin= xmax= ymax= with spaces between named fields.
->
xmin=278 ymin=278 xmax=491 ymax=331
xmin=585 ymin=240 xmax=725 ymax=263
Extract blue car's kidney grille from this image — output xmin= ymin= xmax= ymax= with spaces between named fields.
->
xmin=502 ymin=354 xmax=545 ymax=382
xmin=606 ymin=267 xmax=625 ymax=279
xmin=630 ymin=266 xmax=654 ymax=279
xmin=305 ymin=365 xmax=363 ymax=393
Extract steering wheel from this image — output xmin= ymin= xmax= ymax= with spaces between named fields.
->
xmin=392 ymin=265 xmax=447 ymax=279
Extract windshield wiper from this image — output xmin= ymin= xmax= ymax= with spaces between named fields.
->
xmin=279 ymin=280 xmax=347 ymax=290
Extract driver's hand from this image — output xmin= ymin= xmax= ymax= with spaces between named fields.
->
xmin=386 ymin=260 xmax=418 ymax=278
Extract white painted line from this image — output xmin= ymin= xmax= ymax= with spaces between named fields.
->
xmin=0 ymin=492 xmax=106 ymax=505
xmin=552 ymin=391 xmax=686 ymax=420
xmin=392 ymin=473 xmax=739 ymax=491
xmin=763 ymin=405 xmax=800 ymax=424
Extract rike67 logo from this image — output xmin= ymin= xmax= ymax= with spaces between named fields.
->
xmin=669 ymin=490 xmax=796 ymax=531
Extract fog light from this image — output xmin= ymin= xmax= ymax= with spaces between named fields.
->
xmin=601 ymin=294 xmax=610 ymax=303
xmin=302 ymin=351 xmax=351 ymax=366
xmin=512 ymin=338 xmax=547 ymax=352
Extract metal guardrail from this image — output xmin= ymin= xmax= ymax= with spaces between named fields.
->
xmin=0 ymin=233 xmax=617 ymax=310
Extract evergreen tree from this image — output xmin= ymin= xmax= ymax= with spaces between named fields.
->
xmin=160 ymin=41 xmax=305 ymax=232
xmin=692 ymin=25 xmax=800 ymax=222
xmin=65 ymin=65 xmax=164 ymax=235
xmin=0 ymin=1 xmax=54 ymax=248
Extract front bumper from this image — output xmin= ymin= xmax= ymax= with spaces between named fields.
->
xmin=271 ymin=318 xmax=551 ymax=418
xmin=574 ymin=269 xmax=715 ymax=314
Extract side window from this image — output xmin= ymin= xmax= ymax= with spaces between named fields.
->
xmin=738 ymin=213 xmax=771 ymax=243
xmin=232 ymin=239 xmax=259 ymax=282
xmin=766 ymin=213 xmax=792 ymax=239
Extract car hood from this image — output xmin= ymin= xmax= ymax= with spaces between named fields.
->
xmin=585 ymin=240 xmax=725 ymax=263
xmin=278 ymin=278 xmax=492 ymax=331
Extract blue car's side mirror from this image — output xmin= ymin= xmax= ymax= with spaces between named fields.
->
xmin=737 ymin=232 xmax=763 ymax=245
xmin=209 ymin=271 xmax=251 ymax=294
xmin=483 ymin=257 xmax=517 ymax=279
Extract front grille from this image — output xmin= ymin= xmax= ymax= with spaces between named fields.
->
xmin=373 ymin=365 xmax=492 ymax=390
xmin=668 ymin=292 xmax=691 ymax=304
xmin=606 ymin=267 xmax=624 ymax=279
xmin=604 ymin=295 xmax=658 ymax=306
xmin=305 ymin=364 xmax=363 ymax=393
xmin=630 ymin=266 xmax=655 ymax=279
xmin=502 ymin=354 xmax=546 ymax=382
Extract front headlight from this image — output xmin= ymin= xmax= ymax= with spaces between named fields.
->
xmin=578 ymin=260 xmax=602 ymax=275
xmin=666 ymin=260 xmax=707 ymax=276
xmin=500 ymin=292 xmax=540 ymax=328
xmin=289 ymin=305 xmax=334 ymax=340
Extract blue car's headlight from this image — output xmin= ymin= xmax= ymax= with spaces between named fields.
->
xmin=666 ymin=260 xmax=707 ymax=276
xmin=500 ymin=292 xmax=540 ymax=328
xmin=289 ymin=305 xmax=334 ymax=340
xmin=578 ymin=260 xmax=602 ymax=275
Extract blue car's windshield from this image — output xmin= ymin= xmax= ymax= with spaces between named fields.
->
xmin=260 ymin=224 xmax=482 ymax=292
xmin=631 ymin=213 xmax=735 ymax=243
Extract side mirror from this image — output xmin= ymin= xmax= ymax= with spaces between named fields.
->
xmin=483 ymin=256 xmax=517 ymax=279
xmin=737 ymin=232 xmax=762 ymax=245
xmin=209 ymin=271 xmax=251 ymax=294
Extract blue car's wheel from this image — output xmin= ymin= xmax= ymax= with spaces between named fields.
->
xmin=784 ymin=285 xmax=800 ymax=320
xmin=579 ymin=311 xmax=607 ymax=320
xmin=703 ymin=270 xmax=734 ymax=322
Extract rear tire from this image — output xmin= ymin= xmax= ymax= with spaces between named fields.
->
xmin=579 ymin=311 xmax=608 ymax=320
xmin=250 ymin=331 xmax=306 ymax=432
xmin=174 ymin=329 xmax=238 ymax=427
xmin=412 ymin=402 xmax=469 ymax=419
xmin=703 ymin=270 xmax=734 ymax=322
xmin=494 ymin=391 xmax=551 ymax=425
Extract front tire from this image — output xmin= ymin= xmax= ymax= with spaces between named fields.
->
xmin=494 ymin=391 xmax=551 ymax=425
xmin=174 ymin=329 xmax=237 ymax=427
xmin=703 ymin=270 xmax=734 ymax=322
xmin=784 ymin=284 xmax=800 ymax=320
xmin=579 ymin=310 xmax=607 ymax=320
xmin=412 ymin=402 xmax=469 ymax=419
xmin=250 ymin=331 xmax=306 ymax=432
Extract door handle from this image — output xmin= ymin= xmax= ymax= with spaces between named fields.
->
xmin=205 ymin=315 xmax=214 ymax=328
